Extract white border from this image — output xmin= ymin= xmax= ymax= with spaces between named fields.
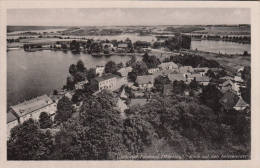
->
xmin=0 ymin=1 xmax=260 ymax=168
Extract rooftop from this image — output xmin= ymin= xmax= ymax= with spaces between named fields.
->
xmin=93 ymin=73 xmax=119 ymax=82
xmin=136 ymin=75 xmax=154 ymax=85
xmin=7 ymin=112 xmax=18 ymax=123
xmin=195 ymin=76 xmax=210 ymax=82
xmin=10 ymin=95 xmax=54 ymax=117
xmin=234 ymin=97 xmax=249 ymax=108
xmin=168 ymin=73 xmax=186 ymax=82
xmin=117 ymin=67 xmax=133 ymax=77
xmin=158 ymin=62 xmax=178 ymax=69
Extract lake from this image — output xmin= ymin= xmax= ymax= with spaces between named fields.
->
xmin=7 ymin=37 xmax=250 ymax=106
xmin=7 ymin=49 xmax=130 ymax=105
xmin=191 ymin=40 xmax=250 ymax=55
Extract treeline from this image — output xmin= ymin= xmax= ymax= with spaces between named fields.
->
xmin=165 ymin=34 xmax=191 ymax=51
xmin=191 ymin=34 xmax=251 ymax=44
xmin=165 ymin=54 xmax=220 ymax=68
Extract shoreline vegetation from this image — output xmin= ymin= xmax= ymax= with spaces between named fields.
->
xmin=7 ymin=24 xmax=251 ymax=160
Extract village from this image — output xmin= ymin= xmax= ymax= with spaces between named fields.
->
xmin=7 ymin=36 xmax=250 ymax=139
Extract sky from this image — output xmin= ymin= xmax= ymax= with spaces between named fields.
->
xmin=7 ymin=8 xmax=250 ymax=26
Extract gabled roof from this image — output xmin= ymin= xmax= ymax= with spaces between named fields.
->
xmin=187 ymin=73 xmax=202 ymax=79
xmin=179 ymin=66 xmax=194 ymax=72
xmin=196 ymin=76 xmax=210 ymax=82
xmin=220 ymin=91 xmax=239 ymax=110
xmin=168 ymin=73 xmax=186 ymax=82
xmin=234 ymin=97 xmax=249 ymax=107
xmin=222 ymin=79 xmax=234 ymax=87
xmin=10 ymin=95 xmax=53 ymax=117
xmin=118 ymin=43 xmax=128 ymax=48
xmin=117 ymin=67 xmax=133 ymax=77
xmin=136 ymin=75 xmax=154 ymax=85
xmin=158 ymin=62 xmax=178 ymax=69
xmin=93 ymin=73 xmax=119 ymax=82
xmin=7 ymin=112 xmax=18 ymax=123
xmin=220 ymin=76 xmax=233 ymax=80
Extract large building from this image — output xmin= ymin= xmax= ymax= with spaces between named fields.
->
xmin=9 ymin=95 xmax=57 ymax=124
xmin=92 ymin=73 xmax=120 ymax=92
xmin=158 ymin=62 xmax=178 ymax=70
xmin=7 ymin=112 xmax=19 ymax=138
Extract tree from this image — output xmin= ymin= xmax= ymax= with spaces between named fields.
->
xmin=142 ymin=53 xmax=161 ymax=69
xmin=105 ymin=61 xmax=117 ymax=74
xmin=172 ymin=80 xmax=188 ymax=95
xmin=200 ymin=84 xmax=223 ymax=112
xmin=39 ymin=112 xmax=53 ymax=129
xmin=74 ymin=71 xmax=86 ymax=83
xmin=70 ymin=40 xmax=80 ymax=52
xmin=55 ymin=96 xmax=74 ymax=123
xmin=7 ymin=119 xmax=53 ymax=160
xmin=189 ymin=79 xmax=199 ymax=90
xmin=66 ymin=76 xmax=75 ymax=90
xmin=77 ymin=91 xmax=129 ymax=159
xmin=128 ymin=71 xmax=137 ymax=82
xmin=76 ymin=60 xmax=86 ymax=72
xmin=126 ymin=55 xmax=136 ymax=67
xmin=86 ymin=68 xmax=97 ymax=81
xmin=69 ymin=64 xmax=77 ymax=76
xmin=154 ymin=75 xmax=171 ymax=93
xmin=132 ymin=61 xmax=148 ymax=76
xmin=123 ymin=116 xmax=156 ymax=154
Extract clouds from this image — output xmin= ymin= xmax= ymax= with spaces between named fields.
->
xmin=7 ymin=8 xmax=250 ymax=26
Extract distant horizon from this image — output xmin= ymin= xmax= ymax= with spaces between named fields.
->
xmin=7 ymin=23 xmax=251 ymax=27
xmin=7 ymin=8 xmax=250 ymax=26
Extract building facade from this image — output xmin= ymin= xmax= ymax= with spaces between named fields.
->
xmin=10 ymin=95 xmax=57 ymax=124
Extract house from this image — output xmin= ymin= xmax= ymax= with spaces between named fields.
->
xmin=75 ymin=80 xmax=88 ymax=90
xmin=219 ymin=91 xmax=239 ymax=111
xmin=220 ymin=79 xmax=240 ymax=95
xmin=193 ymin=67 xmax=209 ymax=76
xmin=168 ymin=73 xmax=186 ymax=82
xmin=9 ymin=95 xmax=57 ymax=124
xmin=148 ymin=68 xmax=160 ymax=74
xmin=179 ymin=66 xmax=194 ymax=73
xmin=233 ymin=97 xmax=249 ymax=111
xmin=117 ymin=67 xmax=133 ymax=77
xmin=115 ymin=98 xmax=128 ymax=118
xmin=118 ymin=43 xmax=128 ymax=48
xmin=158 ymin=62 xmax=178 ymax=70
xmin=195 ymin=76 xmax=210 ymax=86
xmin=136 ymin=75 xmax=154 ymax=90
xmin=7 ymin=112 xmax=19 ymax=138
xmin=54 ymin=44 xmax=62 ymax=49
xmin=187 ymin=73 xmax=202 ymax=80
xmin=102 ymin=43 xmax=114 ymax=49
xmin=234 ymin=76 xmax=244 ymax=83
xmin=92 ymin=73 xmax=119 ymax=92
xmin=133 ymin=91 xmax=145 ymax=98
xmin=95 ymin=65 xmax=105 ymax=77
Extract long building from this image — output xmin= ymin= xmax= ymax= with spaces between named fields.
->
xmin=9 ymin=94 xmax=57 ymax=124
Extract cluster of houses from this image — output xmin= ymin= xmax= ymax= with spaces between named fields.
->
xmin=7 ymin=60 xmax=250 ymax=138
xmin=136 ymin=61 xmax=211 ymax=91
xmin=218 ymin=67 xmax=249 ymax=112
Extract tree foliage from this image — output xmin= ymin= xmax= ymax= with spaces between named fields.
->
xmin=55 ymin=96 xmax=74 ymax=123
xmin=7 ymin=119 xmax=53 ymax=160
xmin=39 ymin=112 xmax=53 ymax=129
